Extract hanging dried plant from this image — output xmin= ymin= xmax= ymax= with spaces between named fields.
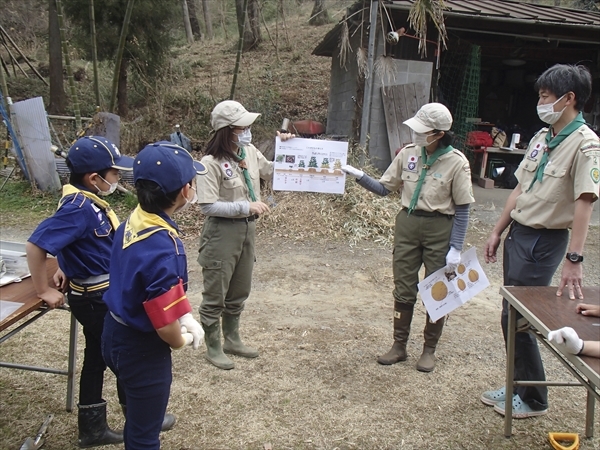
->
xmin=338 ymin=20 xmax=352 ymax=70
xmin=356 ymin=47 xmax=367 ymax=79
xmin=374 ymin=55 xmax=396 ymax=89
xmin=408 ymin=0 xmax=448 ymax=57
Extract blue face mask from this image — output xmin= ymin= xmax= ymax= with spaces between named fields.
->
xmin=234 ymin=128 xmax=252 ymax=147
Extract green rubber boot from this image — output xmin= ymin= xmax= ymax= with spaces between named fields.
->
xmin=416 ymin=315 xmax=446 ymax=372
xmin=202 ymin=321 xmax=234 ymax=370
xmin=377 ymin=301 xmax=414 ymax=365
xmin=222 ymin=313 xmax=259 ymax=358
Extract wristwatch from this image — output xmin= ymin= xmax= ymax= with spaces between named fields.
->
xmin=566 ymin=252 xmax=584 ymax=263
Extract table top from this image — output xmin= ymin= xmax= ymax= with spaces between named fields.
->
xmin=0 ymin=258 xmax=58 ymax=331
xmin=500 ymin=286 xmax=600 ymax=379
xmin=486 ymin=147 xmax=527 ymax=155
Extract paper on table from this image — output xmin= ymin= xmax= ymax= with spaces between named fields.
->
xmin=418 ymin=247 xmax=490 ymax=323
xmin=0 ymin=300 xmax=24 ymax=322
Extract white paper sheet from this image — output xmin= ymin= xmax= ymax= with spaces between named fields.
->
xmin=0 ymin=300 xmax=24 ymax=322
xmin=418 ymin=247 xmax=490 ymax=322
xmin=273 ymin=137 xmax=348 ymax=194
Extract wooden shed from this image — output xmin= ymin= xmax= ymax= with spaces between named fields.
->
xmin=313 ymin=0 xmax=600 ymax=171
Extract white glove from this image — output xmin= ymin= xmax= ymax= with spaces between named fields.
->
xmin=445 ymin=246 xmax=461 ymax=273
xmin=341 ymin=164 xmax=364 ymax=180
xmin=172 ymin=332 xmax=194 ymax=350
xmin=548 ymin=327 xmax=584 ymax=355
xmin=179 ymin=312 xmax=204 ymax=350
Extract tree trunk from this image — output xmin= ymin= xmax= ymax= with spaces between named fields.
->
xmin=309 ymin=0 xmax=329 ymax=26
xmin=117 ymin=58 xmax=128 ymax=117
xmin=187 ymin=0 xmax=202 ymax=38
xmin=235 ymin=0 xmax=261 ymax=51
xmin=181 ymin=0 xmax=194 ymax=44
xmin=48 ymin=0 xmax=66 ymax=114
xmin=201 ymin=0 xmax=213 ymax=39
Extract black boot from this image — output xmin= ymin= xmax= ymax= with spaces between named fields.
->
xmin=377 ymin=302 xmax=414 ymax=365
xmin=416 ymin=314 xmax=446 ymax=372
xmin=77 ymin=401 xmax=123 ymax=448
xmin=121 ymin=404 xmax=176 ymax=432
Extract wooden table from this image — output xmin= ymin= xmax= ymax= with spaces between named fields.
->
xmin=478 ymin=146 xmax=527 ymax=180
xmin=0 ymin=257 xmax=78 ymax=412
xmin=500 ymin=286 xmax=600 ymax=438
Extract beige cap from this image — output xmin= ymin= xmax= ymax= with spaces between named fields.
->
xmin=403 ymin=103 xmax=453 ymax=133
xmin=210 ymin=100 xmax=261 ymax=131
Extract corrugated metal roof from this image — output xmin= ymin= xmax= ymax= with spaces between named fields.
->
xmin=386 ymin=0 xmax=600 ymax=27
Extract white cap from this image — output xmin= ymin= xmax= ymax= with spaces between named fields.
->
xmin=210 ymin=100 xmax=260 ymax=131
xmin=403 ymin=103 xmax=453 ymax=133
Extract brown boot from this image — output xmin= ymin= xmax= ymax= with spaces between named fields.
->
xmin=416 ymin=315 xmax=445 ymax=372
xmin=377 ymin=302 xmax=414 ymax=365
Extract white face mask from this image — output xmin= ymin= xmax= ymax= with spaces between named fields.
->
xmin=234 ymin=128 xmax=252 ymax=147
xmin=537 ymin=94 xmax=566 ymax=125
xmin=412 ymin=130 xmax=439 ymax=148
xmin=94 ymin=175 xmax=118 ymax=196
xmin=176 ymin=186 xmax=198 ymax=213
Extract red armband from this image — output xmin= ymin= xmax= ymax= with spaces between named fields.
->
xmin=143 ymin=279 xmax=191 ymax=329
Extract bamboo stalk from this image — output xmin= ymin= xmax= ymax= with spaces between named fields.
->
xmin=89 ymin=0 xmax=101 ymax=109
xmin=109 ymin=0 xmax=135 ymax=114
xmin=0 ymin=34 xmax=28 ymax=78
xmin=55 ymin=0 xmax=82 ymax=130
xmin=230 ymin=0 xmax=248 ymax=100
xmin=181 ymin=0 xmax=194 ymax=45
xmin=0 ymin=55 xmax=9 ymax=111
xmin=0 ymin=25 xmax=48 ymax=86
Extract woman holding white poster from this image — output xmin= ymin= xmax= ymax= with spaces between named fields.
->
xmin=196 ymin=100 xmax=294 ymax=370
xmin=342 ymin=103 xmax=475 ymax=372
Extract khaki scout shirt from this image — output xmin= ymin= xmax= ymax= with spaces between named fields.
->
xmin=511 ymin=125 xmax=600 ymax=229
xmin=196 ymin=144 xmax=273 ymax=218
xmin=379 ymin=144 xmax=475 ymax=215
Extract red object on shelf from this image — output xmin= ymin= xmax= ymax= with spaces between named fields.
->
xmin=291 ymin=120 xmax=325 ymax=136
xmin=466 ymin=131 xmax=493 ymax=148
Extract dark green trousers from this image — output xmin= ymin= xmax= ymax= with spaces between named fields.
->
xmin=392 ymin=209 xmax=454 ymax=305
xmin=198 ymin=217 xmax=256 ymax=326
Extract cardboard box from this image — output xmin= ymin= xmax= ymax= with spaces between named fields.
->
xmin=478 ymin=177 xmax=495 ymax=189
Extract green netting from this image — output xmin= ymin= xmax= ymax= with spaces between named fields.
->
xmin=437 ymin=42 xmax=481 ymax=164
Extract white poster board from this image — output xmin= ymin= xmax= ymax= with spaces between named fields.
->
xmin=418 ymin=247 xmax=490 ymax=322
xmin=273 ymin=137 xmax=348 ymax=194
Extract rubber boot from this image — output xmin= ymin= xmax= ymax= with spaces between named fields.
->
xmin=202 ymin=321 xmax=234 ymax=370
xmin=120 ymin=404 xmax=176 ymax=432
xmin=77 ymin=401 xmax=123 ymax=448
xmin=377 ymin=302 xmax=414 ymax=365
xmin=222 ymin=313 xmax=259 ymax=358
xmin=416 ymin=314 xmax=446 ymax=372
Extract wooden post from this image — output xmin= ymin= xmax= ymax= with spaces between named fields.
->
xmin=359 ymin=0 xmax=378 ymax=166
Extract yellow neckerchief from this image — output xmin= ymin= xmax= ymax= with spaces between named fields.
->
xmin=122 ymin=205 xmax=178 ymax=249
xmin=60 ymin=184 xmax=120 ymax=230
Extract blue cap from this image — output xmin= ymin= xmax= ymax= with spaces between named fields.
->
xmin=134 ymin=141 xmax=207 ymax=193
xmin=67 ymin=136 xmax=134 ymax=173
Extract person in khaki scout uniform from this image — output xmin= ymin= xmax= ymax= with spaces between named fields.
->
xmin=343 ymin=103 xmax=475 ymax=372
xmin=196 ymin=100 xmax=295 ymax=370
xmin=481 ymin=64 xmax=600 ymax=419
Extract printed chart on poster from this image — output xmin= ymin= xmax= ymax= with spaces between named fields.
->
xmin=418 ymin=247 xmax=490 ymax=323
xmin=273 ymin=137 xmax=348 ymax=194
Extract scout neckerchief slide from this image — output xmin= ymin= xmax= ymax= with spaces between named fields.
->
xmin=527 ymin=112 xmax=585 ymax=192
xmin=60 ymin=184 xmax=120 ymax=230
xmin=237 ymin=147 xmax=257 ymax=202
xmin=122 ymin=205 xmax=179 ymax=249
xmin=407 ymin=145 xmax=454 ymax=215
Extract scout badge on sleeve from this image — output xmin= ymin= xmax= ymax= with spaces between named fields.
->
xmin=221 ymin=161 xmax=234 ymax=178
xmin=143 ymin=279 xmax=192 ymax=329
xmin=407 ymin=155 xmax=418 ymax=171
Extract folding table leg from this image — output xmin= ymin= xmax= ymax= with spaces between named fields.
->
xmin=504 ymin=304 xmax=516 ymax=438
xmin=66 ymin=314 xmax=78 ymax=412
xmin=585 ymin=387 xmax=595 ymax=438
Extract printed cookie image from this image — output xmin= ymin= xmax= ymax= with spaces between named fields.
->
xmin=457 ymin=264 xmax=466 ymax=274
xmin=431 ymin=281 xmax=448 ymax=301
xmin=457 ymin=278 xmax=467 ymax=291
xmin=468 ymin=269 xmax=479 ymax=282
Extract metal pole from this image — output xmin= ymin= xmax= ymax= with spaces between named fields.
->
xmin=359 ymin=0 xmax=378 ymax=167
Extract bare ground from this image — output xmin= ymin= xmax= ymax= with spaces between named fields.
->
xmin=1 ymin=216 xmax=599 ymax=450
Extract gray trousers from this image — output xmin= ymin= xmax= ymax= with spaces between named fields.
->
xmin=501 ymin=221 xmax=569 ymax=410
xmin=197 ymin=217 xmax=256 ymax=326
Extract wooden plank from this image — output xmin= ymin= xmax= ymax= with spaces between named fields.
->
xmin=382 ymin=82 xmax=427 ymax=161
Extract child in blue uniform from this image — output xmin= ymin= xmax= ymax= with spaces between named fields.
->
xmin=27 ymin=136 xmax=133 ymax=448
xmin=102 ymin=142 xmax=206 ymax=450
